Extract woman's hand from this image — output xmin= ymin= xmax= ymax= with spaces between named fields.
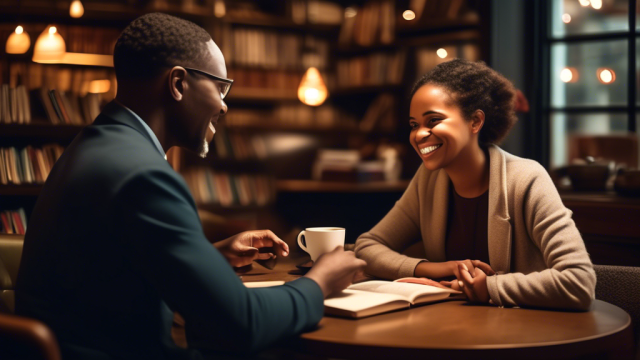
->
xmin=449 ymin=259 xmax=495 ymax=280
xmin=214 ymin=230 xmax=289 ymax=268
xmin=441 ymin=262 xmax=491 ymax=303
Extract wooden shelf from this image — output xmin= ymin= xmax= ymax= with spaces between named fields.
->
xmin=330 ymin=84 xmax=403 ymax=96
xmin=0 ymin=123 xmax=84 ymax=140
xmin=223 ymin=122 xmax=394 ymax=136
xmin=226 ymin=88 xmax=298 ymax=102
xmin=222 ymin=15 xmax=340 ymax=35
xmin=276 ymin=179 xmax=410 ymax=193
xmin=396 ymin=16 xmax=480 ymax=34
xmin=0 ymin=184 xmax=42 ymax=196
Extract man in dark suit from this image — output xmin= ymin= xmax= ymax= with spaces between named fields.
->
xmin=16 ymin=13 xmax=365 ymax=359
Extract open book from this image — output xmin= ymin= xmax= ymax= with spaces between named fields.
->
xmin=324 ymin=280 xmax=462 ymax=319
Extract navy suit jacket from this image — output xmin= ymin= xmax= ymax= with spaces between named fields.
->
xmin=15 ymin=101 xmax=323 ymax=359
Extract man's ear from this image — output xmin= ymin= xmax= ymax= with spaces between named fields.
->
xmin=169 ymin=66 xmax=187 ymax=101
xmin=470 ymin=109 xmax=485 ymax=134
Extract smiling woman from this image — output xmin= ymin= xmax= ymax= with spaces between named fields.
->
xmin=355 ymin=59 xmax=596 ymax=310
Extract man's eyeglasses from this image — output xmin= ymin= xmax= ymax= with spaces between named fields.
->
xmin=183 ymin=66 xmax=234 ymax=100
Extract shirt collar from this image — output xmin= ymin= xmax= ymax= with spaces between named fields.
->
xmin=113 ymin=100 xmax=167 ymax=160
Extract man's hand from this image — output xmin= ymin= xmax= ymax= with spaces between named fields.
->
xmin=214 ymin=230 xmax=289 ymax=268
xmin=441 ymin=263 xmax=490 ymax=303
xmin=304 ymin=246 xmax=367 ymax=298
xmin=449 ymin=259 xmax=495 ymax=280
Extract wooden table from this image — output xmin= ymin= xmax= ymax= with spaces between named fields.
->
xmin=174 ymin=255 xmax=635 ymax=360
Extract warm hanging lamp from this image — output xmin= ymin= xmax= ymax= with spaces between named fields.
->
xmin=32 ymin=25 xmax=66 ymax=63
xmin=298 ymin=67 xmax=328 ymax=106
xmin=5 ymin=25 xmax=31 ymax=54
xmin=69 ymin=0 xmax=85 ymax=18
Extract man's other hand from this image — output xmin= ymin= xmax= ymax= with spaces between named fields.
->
xmin=215 ymin=230 xmax=289 ymax=268
xmin=304 ymin=246 xmax=367 ymax=298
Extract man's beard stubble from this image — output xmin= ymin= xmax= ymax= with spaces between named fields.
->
xmin=198 ymin=138 xmax=209 ymax=158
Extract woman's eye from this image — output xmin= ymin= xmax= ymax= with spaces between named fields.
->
xmin=430 ymin=118 xmax=442 ymax=123
xmin=409 ymin=122 xmax=418 ymax=129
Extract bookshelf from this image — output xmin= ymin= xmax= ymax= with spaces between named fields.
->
xmin=1 ymin=0 xmax=490 ymax=238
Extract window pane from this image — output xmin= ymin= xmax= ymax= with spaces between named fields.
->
xmin=550 ymin=40 xmax=627 ymax=107
xmin=550 ymin=112 xmax=628 ymax=167
xmin=551 ymin=0 xmax=629 ymax=38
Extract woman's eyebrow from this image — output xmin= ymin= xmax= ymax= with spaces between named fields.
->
xmin=409 ymin=111 xmax=442 ymax=120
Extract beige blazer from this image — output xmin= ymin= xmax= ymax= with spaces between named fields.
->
xmin=355 ymin=145 xmax=596 ymax=310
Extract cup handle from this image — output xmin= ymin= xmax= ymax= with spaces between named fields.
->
xmin=297 ymin=230 xmax=308 ymax=253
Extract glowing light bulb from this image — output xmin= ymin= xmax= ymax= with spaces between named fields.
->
xmin=403 ymin=10 xmax=416 ymax=20
xmin=32 ymin=25 xmax=66 ymax=63
xmin=597 ymin=68 xmax=615 ymax=84
xmin=562 ymin=13 xmax=571 ymax=23
xmin=69 ymin=0 xmax=84 ymax=18
xmin=560 ymin=68 xmax=572 ymax=83
xmin=591 ymin=0 xmax=602 ymax=9
xmin=579 ymin=0 xmax=590 ymax=6
xmin=298 ymin=67 xmax=328 ymax=106
xmin=345 ymin=7 xmax=357 ymax=18
xmin=436 ymin=48 xmax=448 ymax=59
xmin=6 ymin=25 xmax=31 ymax=54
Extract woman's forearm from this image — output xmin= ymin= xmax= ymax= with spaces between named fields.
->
xmin=414 ymin=261 xmax=455 ymax=279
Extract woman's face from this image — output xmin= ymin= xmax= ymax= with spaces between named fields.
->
xmin=409 ymin=84 xmax=475 ymax=171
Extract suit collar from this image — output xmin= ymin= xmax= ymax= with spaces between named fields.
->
xmin=95 ymin=101 xmax=166 ymax=158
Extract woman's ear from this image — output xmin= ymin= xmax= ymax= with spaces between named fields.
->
xmin=471 ymin=109 xmax=485 ymax=134
xmin=169 ymin=66 xmax=187 ymax=101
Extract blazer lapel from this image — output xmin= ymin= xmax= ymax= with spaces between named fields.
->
xmin=487 ymin=145 xmax=512 ymax=274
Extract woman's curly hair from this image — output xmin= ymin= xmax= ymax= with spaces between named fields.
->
xmin=410 ymin=59 xmax=517 ymax=145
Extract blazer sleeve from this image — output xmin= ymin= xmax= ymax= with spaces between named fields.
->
xmin=110 ymin=166 xmax=324 ymax=355
xmin=486 ymin=164 xmax=596 ymax=310
xmin=354 ymin=168 xmax=424 ymax=279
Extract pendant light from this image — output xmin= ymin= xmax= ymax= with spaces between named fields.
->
xmin=5 ymin=25 xmax=31 ymax=54
xmin=69 ymin=0 xmax=85 ymax=18
xmin=298 ymin=67 xmax=328 ymax=106
xmin=32 ymin=25 xmax=66 ymax=63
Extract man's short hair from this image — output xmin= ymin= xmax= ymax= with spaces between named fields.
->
xmin=113 ymin=12 xmax=212 ymax=80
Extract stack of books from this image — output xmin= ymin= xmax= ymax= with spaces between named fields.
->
xmin=181 ymin=167 xmax=275 ymax=207
xmin=0 ymin=84 xmax=31 ymax=124
xmin=0 ymin=145 xmax=64 ymax=185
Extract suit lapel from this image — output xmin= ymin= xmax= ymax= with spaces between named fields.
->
xmin=487 ymin=145 xmax=512 ymax=274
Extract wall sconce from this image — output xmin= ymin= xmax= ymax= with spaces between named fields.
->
xmin=298 ymin=67 xmax=328 ymax=106
xmin=32 ymin=26 xmax=66 ymax=63
xmin=70 ymin=0 xmax=85 ymax=18
xmin=6 ymin=26 xmax=31 ymax=54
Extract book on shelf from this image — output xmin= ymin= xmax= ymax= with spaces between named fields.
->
xmin=336 ymin=51 xmax=406 ymax=89
xmin=0 ymin=208 xmax=28 ymax=235
xmin=29 ymin=88 xmax=102 ymax=125
xmin=339 ymin=0 xmax=395 ymax=47
xmin=0 ymin=85 xmax=31 ymax=124
xmin=324 ymin=279 xmax=461 ymax=319
xmin=181 ymin=168 xmax=275 ymax=207
xmin=0 ymin=145 xmax=64 ymax=185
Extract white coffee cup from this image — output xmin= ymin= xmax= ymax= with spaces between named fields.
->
xmin=297 ymin=227 xmax=345 ymax=262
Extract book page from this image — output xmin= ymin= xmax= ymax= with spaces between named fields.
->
xmin=324 ymin=289 xmax=408 ymax=312
xmin=348 ymin=280 xmax=459 ymax=304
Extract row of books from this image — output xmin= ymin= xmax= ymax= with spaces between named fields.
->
xmin=336 ymin=51 xmax=406 ymax=89
xmin=59 ymin=25 xmax=121 ymax=55
xmin=212 ymin=127 xmax=268 ymax=160
xmin=0 ymin=208 xmax=27 ymax=235
xmin=223 ymin=104 xmax=358 ymax=131
xmin=181 ymin=168 xmax=276 ymax=207
xmin=409 ymin=0 xmax=468 ymax=21
xmin=227 ymin=68 xmax=302 ymax=92
xmin=0 ymin=145 xmax=64 ymax=185
xmin=219 ymin=26 xmax=329 ymax=70
xmin=33 ymin=88 xmax=101 ymax=125
xmin=4 ymin=62 xmax=116 ymax=100
xmin=0 ymin=85 xmax=31 ymax=124
xmin=338 ymin=0 xmax=395 ymax=47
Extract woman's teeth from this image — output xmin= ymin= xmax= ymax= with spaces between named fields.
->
xmin=420 ymin=144 xmax=441 ymax=155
